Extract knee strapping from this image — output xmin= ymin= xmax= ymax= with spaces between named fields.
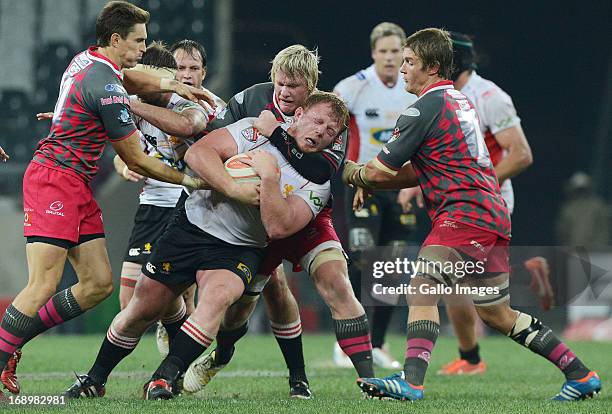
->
xmin=508 ymin=312 xmax=551 ymax=350
xmin=310 ymin=249 xmax=346 ymax=275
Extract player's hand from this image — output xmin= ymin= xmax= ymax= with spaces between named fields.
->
xmin=353 ymin=186 xmax=372 ymax=211
xmin=120 ymin=165 xmax=145 ymax=182
xmin=342 ymin=160 xmax=362 ymax=187
xmin=253 ymin=110 xmax=280 ymax=137
xmin=174 ymin=82 xmax=217 ymax=108
xmin=397 ymin=187 xmax=424 ymax=213
xmin=36 ymin=112 xmax=53 ymax=121
xmin=228 ymin=182 xmax=260 ymax=206
xmin=0 ymin=146 xmax=9 ymax=162
xmin=243 ymin=150 xmax=280 ymax=181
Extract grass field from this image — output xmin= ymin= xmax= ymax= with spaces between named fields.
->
xmin=2 ymin=334 xmax=610 ymax=413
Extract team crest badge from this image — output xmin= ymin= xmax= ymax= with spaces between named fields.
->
xmin=241 ymin=127 xmax=259 ymax=142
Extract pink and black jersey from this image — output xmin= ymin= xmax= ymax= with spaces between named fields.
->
xmin=377 ymin=80 xmax=511 ymax=238
xmin=33 ymin=47 xmax=136 ymax=182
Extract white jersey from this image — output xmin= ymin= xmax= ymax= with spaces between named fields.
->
xmin=136 ymin=93 xmax=213 ymax=207
xmin=334 ymin=64 xmax=417 ymax=163
xmin=185 ymin=117 xmax=330 ymax=247
xmin=461 ymin=71 xmax=522 ymax=213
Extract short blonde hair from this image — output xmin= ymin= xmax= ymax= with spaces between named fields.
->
xmin=270 ymin=45 xmax=320 ymax=93
xmin=370 ymin=22 xmax=406 ymax=50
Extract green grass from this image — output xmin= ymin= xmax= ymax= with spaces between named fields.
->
xmin=3 ymin=334 xmax=610 ymax=413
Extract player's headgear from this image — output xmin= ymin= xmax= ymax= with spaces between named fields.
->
xmin=449 ymin=31 xmax=477 ymax=81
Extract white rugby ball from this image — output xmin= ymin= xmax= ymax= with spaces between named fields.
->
xmin=224 ymin=153 xmax=261 ymax=183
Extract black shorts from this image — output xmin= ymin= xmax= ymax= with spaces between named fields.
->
xmin=123 ymin=204 xmax=176 ymax=264
xmin=142 ymin=206 xmax=265 ymax=288
xmin=345 ymin=189 xmax=417 ymax=245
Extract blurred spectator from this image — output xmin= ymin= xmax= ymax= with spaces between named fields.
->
xmin=556 ymin=171 xmax=609 ymax=246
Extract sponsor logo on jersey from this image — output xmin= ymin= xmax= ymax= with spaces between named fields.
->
xmin=145 ymin=262 xmax=156 ymax=274
xmin=387 ymin=127 xmax=401 ymax=144
xmin=403 ymin=107 xmax=420 ymax=117
xmin=144 ymin=242 xmax=152 ymax=253
xmin=162 ymin=262 xmax=171 ymax=273
xmin=365 ymin=108 xmax=379 ymax=118
xmin=237 ymin=262 xmax=252 ymax=283
xmin=100 ymin=95 xmax=130 ymax=106
xmin=118 ymin=108 xmax=132 ymax=124
xmin=308 ymin=191 xmax=323 ymax=208
xmin=128 ymin=248 xmax=140 ymax=256
xmin=283 ymin=184 xmax=294 ymax=198
xmin=45 ymin=201 xmax=65 ymax=217
xmin=241 ymin=127 xmax=259 ymax=142
xmin=332 ymin=133 xmax=343 ymax=151
xmin=105 ymin=83 xmax=127 ymax=94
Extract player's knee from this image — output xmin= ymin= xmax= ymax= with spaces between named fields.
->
xmin=25 ymin=280 xmax=56 ymax=303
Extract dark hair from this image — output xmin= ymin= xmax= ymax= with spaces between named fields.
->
xmin=404 ymin=28 xmax=454 ymax=80
xmin=449 ymin=31 xmax=477 ymax=81
xmin=96 ymin=1 xmax=150 ymax=47
xmin=169 ymin=39 xmax=207 ymax=67
xmin=141 ymin=41 xmax=177 ymax=69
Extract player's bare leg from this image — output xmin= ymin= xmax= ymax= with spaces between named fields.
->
xmin=438 ymin=301 xmax=486 ymax=375
xmin=311 ymin=249 xmax=374 ymax=378
xmin=0 ymin=243 xmax=67 ymax=394
xmin=64 ymin=274 xmax=184 ymax=399
xmin=2 ymin=239 xmax=113 ymax=394
xmin=145 ymin=269 xmax=244 ymax=399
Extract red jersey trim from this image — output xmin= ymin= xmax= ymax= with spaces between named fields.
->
xmin=86 ymin=47 xmax=123 ymax=79
xmin=420 ymin=80 xmax=454 ymax=96
xmin=346 ymin=114 xmax=360 ymax=162
xmin=375 ymin=154 xmax=400 ymax=171
xmin=110 ymin=128 xmax=137 ymax=142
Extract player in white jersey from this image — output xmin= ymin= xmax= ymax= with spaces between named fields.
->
xmin=333 ymin=22 xmax=417 ymax=369
xmin=113 ymin=43 xmax=208 ymax=310
xmin=63 ymin=92 xmax=347 ymax=400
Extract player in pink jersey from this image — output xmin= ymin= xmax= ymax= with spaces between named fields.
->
xmin=344 ymin=28 xmax=599 ymax=402
xmin=0 ymin=1 xmax=210 ymax=397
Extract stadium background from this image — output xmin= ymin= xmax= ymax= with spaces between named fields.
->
xmin=0 ymin=0 xmax=610 ymax=341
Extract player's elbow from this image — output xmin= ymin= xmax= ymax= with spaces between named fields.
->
xmin=266 ymin=224 xmax=292 ymax=241
xmin=514 ymin=145 xmax=533 ymax=170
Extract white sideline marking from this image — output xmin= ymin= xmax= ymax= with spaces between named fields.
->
xmin=20 ymin=370 xmax=288 ymax=381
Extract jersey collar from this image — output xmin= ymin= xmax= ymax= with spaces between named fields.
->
xmin=86 ymin=46 xmax=123 ymax=79
xmin=272 ymin=91 xmax=294 ymax=124
xmin=420 ymin=80 xmax=454 ymax=97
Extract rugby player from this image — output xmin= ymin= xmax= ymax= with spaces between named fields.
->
xmin=183 ymin=45 xmax=374 ymax=398
xmin=0 ymin=1 xmax=208 ymax=397
xmin=332 ymin=22 xmax=417 ymax=369
xmin=344 ymin=28 xmax=600 ymax=402
xmin=62 ymin=92 xmax=346 ymax=400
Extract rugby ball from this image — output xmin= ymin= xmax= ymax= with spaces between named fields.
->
xmin=224 ymin=153 xmax=261 ymax=183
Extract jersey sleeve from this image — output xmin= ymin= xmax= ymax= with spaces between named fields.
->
xmin=206 ymin=88 xmax=248 ymax=131
xmin=291 ymin=182 xmax=331 ymax=216
xmin=267 ymin=127 xmax=346 ymax=185
xmin=480 ymin=88 xmax=521 ymax=135
xmin=82 ymin=68 xmax=136 ymax=141
xmin=224 ymin=117 xmax=257 ymax=154
xmin=376 ymin=102 xmax=436 ymax=172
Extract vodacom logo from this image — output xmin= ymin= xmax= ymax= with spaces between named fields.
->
xmin=45 ymin=200 xmax=65 ymax=216
xmin=49 ymin=201 xmax=64 ymax=211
